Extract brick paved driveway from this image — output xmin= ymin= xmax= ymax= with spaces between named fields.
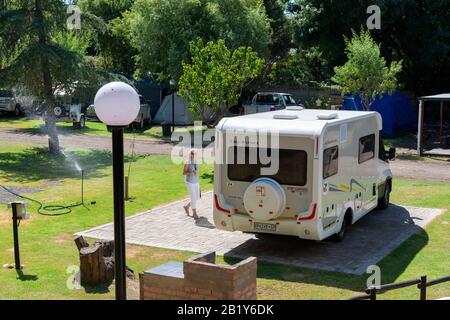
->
xmin=77 ymin=191 xmax=445 ymax=274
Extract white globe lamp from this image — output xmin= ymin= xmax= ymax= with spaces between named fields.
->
xmin=94 ymin=81 xmax=140 ymax=127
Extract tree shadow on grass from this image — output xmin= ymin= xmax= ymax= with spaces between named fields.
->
xmin=396 ymin=153 xmax=450 ymax=163
xmin=12 ymin=123 xmax=107 ymax=137
xmin=223 ymin=234 xmax=429 ymax=296
xmin=10 ymin=119 xmax=159 ymax=138
xmin=222 ymin=251 xmax=369 ymax=294
xmin=0 ymin=147 xmax=140 ymax=183
xmin=124 ymin=124 xmax=161 ymax=138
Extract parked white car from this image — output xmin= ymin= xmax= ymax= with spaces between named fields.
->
xmin=0 ymin=89 xmax=22 ymax=116
xmin=243 ymin=92 xmax=303 ymax=115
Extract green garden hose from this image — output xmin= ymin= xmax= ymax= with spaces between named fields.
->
xmin=0 ymin=185 xmax=83 ymax=216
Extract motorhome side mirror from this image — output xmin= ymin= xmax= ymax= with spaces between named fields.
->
xmin=387 ymin=147 xmax=396 ymax=160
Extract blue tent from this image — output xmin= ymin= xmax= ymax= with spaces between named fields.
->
xmin=340 ymin=92 xmax=417 ymax=137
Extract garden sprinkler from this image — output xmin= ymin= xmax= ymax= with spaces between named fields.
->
xmin=77 ymin=167 xmax=92 ymax=209
xmin=0 ymin=165 xmax=90 ymax=216
xmin=80 ymin=169 xmax=85 ymax=207
xmin=72 ymin=161 xmax=88 ymax=206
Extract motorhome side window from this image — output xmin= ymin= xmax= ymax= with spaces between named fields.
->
xmin=359 ymin=134 xmax=375 ymax=163
xmin=227 ymin=146 xmax=307 ymax=186
xmin=323 ymin=146 xmax=338 ymax=179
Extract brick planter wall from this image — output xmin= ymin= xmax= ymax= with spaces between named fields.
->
xmin=140 ymin=251 xmax=257 ymax=300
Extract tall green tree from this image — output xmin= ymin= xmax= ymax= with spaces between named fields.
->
xmin=290 ymin=0 xmax=450 ymax=93
xmin=179 ymin=39 xmax=264 ymax=126
xmin=78 ymin=0 xmax=137 ymax=75
xmin=268 ymin=47 xmax=329 ymax=87
xmin=332 ymin=30 xmax=402 ymax=110
xmin=259 ymin=0 xmax=292 ymax=80
xmin=123 ymin=0 xmax=271 ymax=81
xmin=0 ymin=0 xmax=106 ymax=154
xmin=264 ymin=0 xmax=291 ymax=61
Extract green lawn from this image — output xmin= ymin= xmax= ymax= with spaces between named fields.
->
xmin=0 ymin=142 xmax=449 ymax=300
xmin=0 ymin=142 xmax=213 ymax=299
xmin=0 ymin=116 xmax=204 ymax=141
xmin=254 ymin=179 xmax=450 ymax=300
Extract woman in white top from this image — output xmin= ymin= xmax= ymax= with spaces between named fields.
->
xmin=183 ymin=149 xmax=200 ymax=219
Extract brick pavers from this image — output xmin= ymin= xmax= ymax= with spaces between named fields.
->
xmin=77 ymin=191 xmax=445 ymax=275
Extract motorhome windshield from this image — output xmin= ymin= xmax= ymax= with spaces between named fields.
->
xmin=227 ymin=146 xmax=307 ymax=186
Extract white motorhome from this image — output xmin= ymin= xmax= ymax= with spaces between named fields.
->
xmin=213 ymin=107 xmax=396 ymax=241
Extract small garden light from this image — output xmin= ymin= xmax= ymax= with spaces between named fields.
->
xmin=7 ymin=201 xmax=29 ymax=270
xmin=94 ymin=81 xmax=140 ymax=300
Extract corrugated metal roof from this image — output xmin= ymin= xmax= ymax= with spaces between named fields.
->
xmin=419 ymin=93 xmax=450 ymax=101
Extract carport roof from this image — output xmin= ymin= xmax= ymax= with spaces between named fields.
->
xmin=416 ymin=93 xmax=450 ymax=156
xmin=419 ymin=93 xmax=450 ymax=101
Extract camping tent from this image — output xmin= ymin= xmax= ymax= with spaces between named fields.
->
xmin=135 ymin=77 xmax=162 ymax=118
xmin=340 ymin=91 xmax=417 ymax=137
xmin=153 ymin=92 xmax=194 ymax=125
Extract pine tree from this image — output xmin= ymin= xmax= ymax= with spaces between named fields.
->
xmin=0 ymin=0 xmax=106 ymax=154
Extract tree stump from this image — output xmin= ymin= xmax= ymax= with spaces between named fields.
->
xmin=79 ymin=244 xmax=112 ymax=286
xmin=75 ymin=236 xmax=135 ymax=286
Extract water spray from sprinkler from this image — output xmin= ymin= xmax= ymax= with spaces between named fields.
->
xmin=0 ymin=153 xmax=91 ymax=215
xmin=74 ymin=162 xmax=82 ymax=172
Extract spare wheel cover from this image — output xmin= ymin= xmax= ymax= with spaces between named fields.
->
xmin=243 ymin=178 xmax=286 ymax=221
xmin=53 ymin=106 xmax=62 ymax=116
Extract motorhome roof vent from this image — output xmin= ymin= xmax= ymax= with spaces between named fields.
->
xmin=273 ymin=114 xmax=298 ymax=120
xmin=286 ymin=106 xmax=304 ymax=111
xmin=317 ymin=113 xmax=338 ymax=120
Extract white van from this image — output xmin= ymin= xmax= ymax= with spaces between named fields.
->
xmin=213 ymin=107 xmax=396 ymax=241
xmin=0 ymin=89 xmax=22 ymax=116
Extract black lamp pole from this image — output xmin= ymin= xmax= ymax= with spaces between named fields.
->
xmin=111 ymin=126 xmax=127 ymax=300
xmin=171 ymin=90 xmax=175 ymax=133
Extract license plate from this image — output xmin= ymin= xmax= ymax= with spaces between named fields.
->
xmin=254 ymin=222 xmax=277 ymax=233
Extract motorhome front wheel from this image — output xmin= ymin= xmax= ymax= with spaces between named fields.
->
xmin=243 ymin=178 xmax=286 ymax=221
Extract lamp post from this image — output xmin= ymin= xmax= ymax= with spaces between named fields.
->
xmin=94 ymin=82 xmax=140 ymax=300
xmin=170 ymin=78 xmax=176 ymax=133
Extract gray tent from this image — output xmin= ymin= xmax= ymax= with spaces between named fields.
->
xmin=153 ymin=93 xmax=194 ymax=125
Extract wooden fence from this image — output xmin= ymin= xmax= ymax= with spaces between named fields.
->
xmin=350 ymin=275 xmax=450 ymax=300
